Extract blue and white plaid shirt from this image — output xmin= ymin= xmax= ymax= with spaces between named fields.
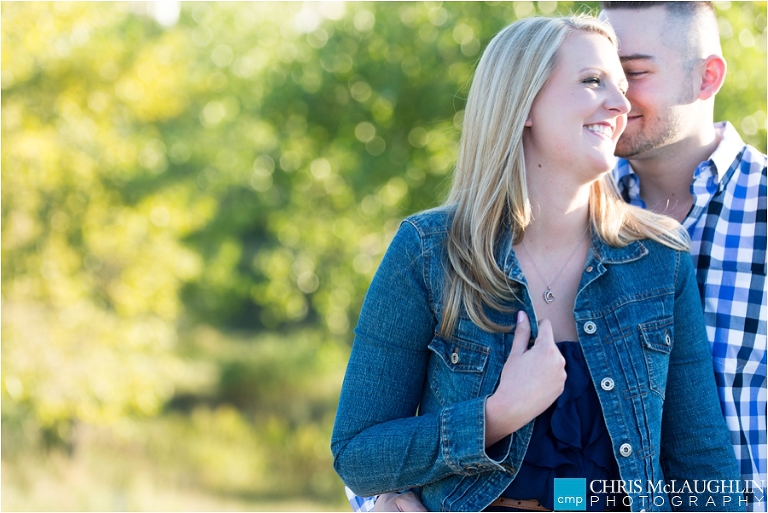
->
xmin=346 ymin=122 xmax=766 ymax=512
xmin=616 ymin=121 xmax=767 ymax=510
xmin=346 ymin=485 xmax=377 ymax=512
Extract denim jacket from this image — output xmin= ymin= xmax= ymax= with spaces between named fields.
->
xmin=331 ymin=208 xmax=742 ymax=512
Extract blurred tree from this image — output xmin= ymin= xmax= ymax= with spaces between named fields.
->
xmin=2 ymin=3 xmax=205 ymax=438
xmin=714 ymin=1 xmax=767 ymax=147
xmin=1 ymin=2 xmax=765 ymax=503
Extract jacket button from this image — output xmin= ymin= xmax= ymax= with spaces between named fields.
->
xmin=451 ymin=352 xmax=459 ymax=364
xmin=583 ymin=321 xmax=597 ymax=334
xmin=600 ymin=378 xmax=615 ymax=391
xmin=619 ymin=443 xmax=632 ymax=457
xmin=665 ymin=332 xmax=671 ymax=345
xmin=586 ymin=266 xmax=593 ymax=272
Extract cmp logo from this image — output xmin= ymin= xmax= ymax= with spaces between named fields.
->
xmin=554 ymin=478 xmax=587 ymax=511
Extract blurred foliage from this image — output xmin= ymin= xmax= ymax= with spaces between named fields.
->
xmin=2 ymin=328 xmax=350 ymax=510
xmin=2 ymin=1 xmax=765 ymax=509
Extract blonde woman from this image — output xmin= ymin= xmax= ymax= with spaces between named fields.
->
xmin=332 ymin=15 xmax=740 ymax=512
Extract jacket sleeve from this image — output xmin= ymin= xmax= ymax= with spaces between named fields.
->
xmin=330 ymin=220 xmax=509 ymax=497
xmin=660 ymin=251 xmax=744 ymax=511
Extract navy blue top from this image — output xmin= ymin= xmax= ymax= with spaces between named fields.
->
xmin=499 ymin=341 xmax=625 ymax=511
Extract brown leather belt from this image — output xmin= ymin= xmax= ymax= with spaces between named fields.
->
xmin=488 ymin=497 xmax=551 ymax=511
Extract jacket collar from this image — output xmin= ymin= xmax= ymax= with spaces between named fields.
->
xmin=498 ymin=226 xmax=649 ymax=282
xmin=587 ymin=229 xmax=649 ymax=264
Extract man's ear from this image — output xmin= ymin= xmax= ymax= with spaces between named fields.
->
xmin=698 ymin=54 xmax=726 ymax=101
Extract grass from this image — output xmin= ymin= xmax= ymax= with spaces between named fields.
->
xmin=2 ymin=441 xmax=347 ymax=511
xmin=2 ymin=326 xmax=353 ymax=512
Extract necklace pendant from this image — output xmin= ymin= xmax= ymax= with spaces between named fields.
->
xmin=544 ymin=288 xmax=555 ymax=304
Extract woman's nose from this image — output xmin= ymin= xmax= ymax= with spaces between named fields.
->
xmin=608 ymin=86 xmax=631 ymax=115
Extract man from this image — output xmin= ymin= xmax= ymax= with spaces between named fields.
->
xmin=347 ymin=2 xmax=766 ymax=510
xmin=601 ymin=4 xmax=765 ymax=511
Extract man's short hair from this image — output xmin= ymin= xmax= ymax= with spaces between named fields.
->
xmin=601 ymin=1 xmax=715 ymax=19
xmin=601 ymin=1 xmax=721 ymax=60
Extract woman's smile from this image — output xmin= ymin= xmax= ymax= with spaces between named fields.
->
xmin=584 ymin=122 xmax=615 ymax=139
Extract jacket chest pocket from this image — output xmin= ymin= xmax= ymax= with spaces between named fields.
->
xmin=427 ymin=336 xmax=490 ymax=407
xmin=639 ymin=318 xmax=674 ymax=398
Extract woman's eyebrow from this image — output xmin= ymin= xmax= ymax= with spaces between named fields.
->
xmin=579 ymin=66 xmax=613 ymax=75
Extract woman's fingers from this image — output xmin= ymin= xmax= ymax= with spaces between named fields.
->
xmin=510 ymin=310 xmax=531 ymax=355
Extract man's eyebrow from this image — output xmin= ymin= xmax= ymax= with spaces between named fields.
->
xmin=619 ymin=54 xmax=655 ymax=63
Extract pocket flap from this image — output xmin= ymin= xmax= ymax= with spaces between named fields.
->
xmin=638 ymin=318 xmax=674 ymax=354
xmin=428 ymin=336 xmax=490 ymax=373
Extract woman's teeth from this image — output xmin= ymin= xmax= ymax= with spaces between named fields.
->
xmin=586 ymin=124 xmax=612 ymax=137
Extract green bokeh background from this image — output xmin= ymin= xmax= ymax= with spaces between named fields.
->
xmin=2 ymin=1 xmax=765 ymax=510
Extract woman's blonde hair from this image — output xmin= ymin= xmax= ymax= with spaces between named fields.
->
xmin=440 ymin=15 xmax=690 ymax=337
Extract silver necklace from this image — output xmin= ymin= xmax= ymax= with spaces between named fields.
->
xmin=520 ymin=227 xmax=590 ymax=304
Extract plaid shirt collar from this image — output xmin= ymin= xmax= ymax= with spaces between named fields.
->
xmin=613 ymin=121 xmax=745 ymax=230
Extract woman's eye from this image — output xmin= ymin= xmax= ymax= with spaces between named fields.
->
xmin=583 ymin=77 xmax=601 ymax=85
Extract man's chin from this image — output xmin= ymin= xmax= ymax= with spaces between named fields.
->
xmin=614 ymin=137 xmax=648 ymax=159
xmin=614 ymin=121 xmax=647 ymax=158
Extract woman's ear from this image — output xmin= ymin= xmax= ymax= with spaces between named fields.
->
xmin=524 ymin=116 xmax=532 ymax=127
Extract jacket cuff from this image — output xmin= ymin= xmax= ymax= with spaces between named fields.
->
xmin=439 ymin=395 xmax=513 ymax=474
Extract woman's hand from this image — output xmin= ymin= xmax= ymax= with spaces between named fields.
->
xmin=373 ymin=492 xmax=428 ymax=512
xmin=484 ymin=311 xmax=566 ymax=447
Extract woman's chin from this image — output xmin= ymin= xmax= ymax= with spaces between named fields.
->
xmin=590 ymin=154 xmax=618 ymax=174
